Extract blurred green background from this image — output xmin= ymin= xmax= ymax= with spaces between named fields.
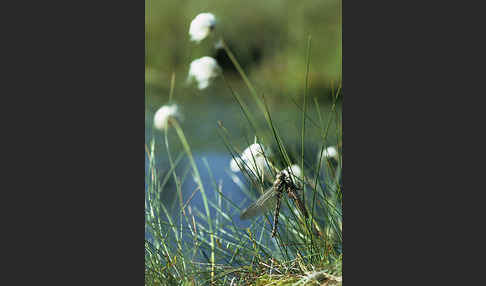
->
xmin=145 ymin=0 xmax=342 ymax=152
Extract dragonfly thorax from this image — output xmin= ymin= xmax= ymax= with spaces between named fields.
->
xmin=275 ymin=171 xmax=294 ymax=188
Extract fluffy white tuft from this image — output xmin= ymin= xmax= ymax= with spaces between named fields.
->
xmin=230 ymin=143 xmax=272 ymax=177
xmin=229 ymin=157 xmax=242 ymax=172
xmin=241 ymin=143 xmax=268 ymax=159
xmin=187 ymin=56 xmax=221 ymax=90
xmin=153 ymin=104 xmax=180 ymax=130
xmin=189 ymin=13 xmax=216 ymax=43
xmin=281 ymin=164 xmax=302 ymax=179
xmin=320 ymin=146 xmax=339 ymax=160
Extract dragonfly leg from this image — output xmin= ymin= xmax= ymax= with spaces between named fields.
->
xmin=288 ymin=187 xmax=309 ymax=218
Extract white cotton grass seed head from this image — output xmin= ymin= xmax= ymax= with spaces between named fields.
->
xmin=153 ymin=104 xmax=180 ymax=130
xmin=282 ymin=164 xmax=302 ymax=179
xmin=320 ymin=146 xmax=339 ymax=160
xmin=189 ymin=13 xmax=216 ymax=43
xmin=241 ymin=143 xmax=269 ymax=160
xmin=187 ymin=56 xmax=221 ymax=90
xmin=230 ymin=143 xmax=272 ymax=177
xmin=229 ymin=157 xmax=242 ymax=172
xmin=246 ymin=155 xmax=271 ymax=178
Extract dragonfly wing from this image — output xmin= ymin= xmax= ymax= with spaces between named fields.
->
xmin=240 ymin=187 xmax=279 ymax=220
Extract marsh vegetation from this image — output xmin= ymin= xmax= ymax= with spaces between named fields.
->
xmin=145 ymin=2 xmax=342 ymax=284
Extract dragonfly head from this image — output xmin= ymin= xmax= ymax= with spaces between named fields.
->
xmin=275 ymin=171 xmax=291 ymax=186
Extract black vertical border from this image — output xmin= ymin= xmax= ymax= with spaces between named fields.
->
xmin=344 ymin=1 xmax=485 ymax=285
xmin=2 ymin=0 xmax=145 ymax=284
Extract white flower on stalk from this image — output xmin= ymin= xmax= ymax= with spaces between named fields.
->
xmin=319 ymin=146 xmax=339 ymax=161
xmin=229 ymin=157 xmax=242 ymax=172
xmin=187 ymin=57 xmax=222 ymax=90
xmin=153 ymin=104 xmax=181 ymax=130
xmin=251 ymin=156 xmax=272 ymax=177
xmin=281 ymin=164 xmax=303 ymax=188
xmin=229 ymin=143 xmax=272 ymax=177
xmin=189 ymin=13 xmax=216 ymax=43
xmin=241 ymin=143 xmax=268 ymax=159
xmin=281 ymin=164 xmax=302 ymax=179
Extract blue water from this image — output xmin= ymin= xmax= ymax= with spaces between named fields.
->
xmin=146 ymin=152 xmax=257 ymax=229
xmin=146 ymin=150 xmax=340 ymax=236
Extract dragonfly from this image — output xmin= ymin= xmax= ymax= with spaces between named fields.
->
xmin=240 ymin=170 xmax=309 ymax=237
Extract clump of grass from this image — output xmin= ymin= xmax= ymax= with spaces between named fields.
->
xmin=146 ymin=10 xmax=341 ymax=284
